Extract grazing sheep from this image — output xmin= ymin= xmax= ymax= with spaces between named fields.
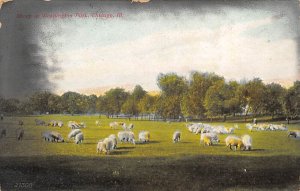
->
xmin=173 ymin=131 xmax=181 ymax=143
xmin=35 ymin=119 xmax=46 ymax=126
xmin=57 ymin=121 xmax=63 ymax=128
xmin=202 ymin=134 xmax=212 ymax=146
xmin=68 ymin=121 xmax=86 ymax=129
xmin=51 ymin=131 xmax=65 ymax=142
xmin=108 ymin=134 xmax=118 ymax=149
xmin=122 ymin=123 xmax=134 ymax=130
xmin=16 ymin=128 xmax=24 ymax=141
xmin=241 ymin=135 xmax=252 ymax=150
xmin=97 ymin=140 xmax=107 ymax=154
xmin=95 ymin=120 xmax=101 ymax=126
xmin=97 ymin=139 xmax=113 ymax=155
xmin=75 ymin=132 xmax=84 ymax=144
xmin=117 ymin=131 xmax=135 ymax=144
xmin=0 ymin=129 xmax=6 ymax=138
xmin=200 ymin=133 xmax=219 ymax=145
xmin=42 ymin=131 xmax=64 ymax=142
xmin=225 ymin=135 xmax=244 ymax=151
xmin=138 ymin=131 xmax=150 ymax=143
xmin=68 ymin=129 xmax=82 ymax=140
xmin=109 ymin=122 xmax=119 ymax=129
xmin=288 ymin=130 xmax=300 ymax=139
xmin=42 ymin=131 xmax=54 ymax=142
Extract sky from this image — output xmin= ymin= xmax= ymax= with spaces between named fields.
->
xmin=0 ymin=0 xmax=299 ymax=97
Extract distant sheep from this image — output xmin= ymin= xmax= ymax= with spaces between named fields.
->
xmin=200 ymin=133 xmax=219 ymax=146
xmin=225 ymin=135 xmax=244 ymax=151
xmin=68 ymin=129 xmax=82 ymax=140
xmin=122 ymin=123 xmax=134 ymax=130
xmin=97 ymin=138 xmax=114 ymax=154
xmin=173 ymin=131 xmax=181 ymax=143
xmin=16 ymin=128 xmax=24 ymax=141
xmin=288 ymin=130 xmax=300 ymax=139
xmin=118 ymin=131 xmax=135 ymax=144
xmin=241 ymin=135 xmax=252 ymax=150
xmin=35 ymin=119 xmax=46 ymax=126
xmin=138 ymin=131 xmax=150 ymax=143
xmin=108 ymin=134 xmax=118 ymax=149
xmin=42 ymin=131 xmax=64 ymax=142
xmin=110 ymin=122 xmax=125 ymax=129
xmin=68 ymin=121 xmax=86 ymax=129
xmin=0 ymin=129 xmax=6 ymax=138
xmin=75 ymin=132 xmax=84 ymax=144
xmin=57 ymin=121 xmax=63 ymax=128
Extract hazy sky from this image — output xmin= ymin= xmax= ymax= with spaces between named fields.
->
xmin=1 ymin=0 xmax=298 ymax=97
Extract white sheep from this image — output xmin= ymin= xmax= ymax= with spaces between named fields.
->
xmin=117 ymin=131 xmax=135 ymax=144
xmin=288 ymin=130 xmax=300 ymax=139
xmin=122 ymin=123 xmax=134 ymax=130
xmin=173 ymin=131 xmax=181 ymax=143
xmin=97 ymin=140 xmax=109 ymax=154
xmin=75 ymin=132 xmax=84 ymax=144
xmin=241 ymin=135 xmax=252 ymax=150
xmin=97 ymin=138 xmax=114 ymax=154
xmin=42 ymin=131 xmax=64 ymax=142
xmin=200 ymin=133 xmax=219 ymax=145
xmin=138 ymin=131 xmax=150 ymax=143
xmin=57 ymin=121 xmax=63 ymax=128
xmin=108 ymin=134 xmax=118 ymax=149
xmin=225 ymin=135 xmax=244 ymax=151
xmin=68 ymin=129 xmax=82 ymax=140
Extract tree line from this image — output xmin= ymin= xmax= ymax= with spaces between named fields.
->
xmin=1 ymin=71 xmax=300 ymax=122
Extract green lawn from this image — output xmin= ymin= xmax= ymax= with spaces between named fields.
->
xmin=1 ymin=115 xmax=299 ymax=158
xmin=0 ymin=115 xmax=299 ymax=190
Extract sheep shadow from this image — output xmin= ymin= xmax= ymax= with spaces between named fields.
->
xmin=109 ymin=150 xmax=131 ymax=155
xmin=135 ymin=140 xmax=161 ymax=145
xmin=250 ymin=148 xmax=265 ymax=152
xmin=117 ymin=146 xmax=135 ymax=150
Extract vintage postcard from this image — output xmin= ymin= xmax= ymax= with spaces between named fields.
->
xmin=0 ymin=0 xmax=299 ymax=190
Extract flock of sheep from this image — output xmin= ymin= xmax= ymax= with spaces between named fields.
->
xmin=183 ymin=123 xmax=252 ymax=151
xmin=1 ymin=117 xmax=299 ymax=155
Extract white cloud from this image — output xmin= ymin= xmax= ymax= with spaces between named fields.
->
xmin=50 ymin=16 xmax=297 ymax=93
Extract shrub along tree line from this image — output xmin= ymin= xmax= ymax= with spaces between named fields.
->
xmin=1 ymin=71 xmax=299 ymax=122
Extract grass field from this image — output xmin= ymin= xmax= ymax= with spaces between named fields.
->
xmin=0 ymin=115 xmax=299 ymax=190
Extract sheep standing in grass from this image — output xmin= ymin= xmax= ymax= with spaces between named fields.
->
xmin=225 ymin=135 xmax=244 ymax=151
xmin=200 ymin=133 xmax=219 ymax=146
xmin=122 ymin=123 xmax=134 ymax=130
xmin=16 ymin=128 xmax=24 ymax=141
xmin=108 ymin=134 xmax=118 ymax=149
xmin=51 ymin=131 xmax=65 ymax=142
xmin=97 ymin=140 xmax=107 ymax=154
xmin=138 ymin=131 xmax=150 ymax=143
xmin=68 ymin=129 xmax=82 ymax=140
xmin=0 ymin=128 xmax=6 ymax=138
xmin=241 ymin=135 xmax=252 ymax=150
xmin=173 ymin=131 xmax=181 ymax=143
xmin=75 ymin=132 xmax=84 ymax=144
xmin=118 ymin=131 xmax=135 ymax=144
xmin=110 ymin=122 xmax=119 ymax=129
xmin=35 ymin=119 xmax=46 ymax=126
xmin=42 ymin=131 xmax=54 ymax=142
xmin=57 ymin=121 xmax=63 ymax=128
xmin=288 ymin=130 xmax=300 ymax=139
